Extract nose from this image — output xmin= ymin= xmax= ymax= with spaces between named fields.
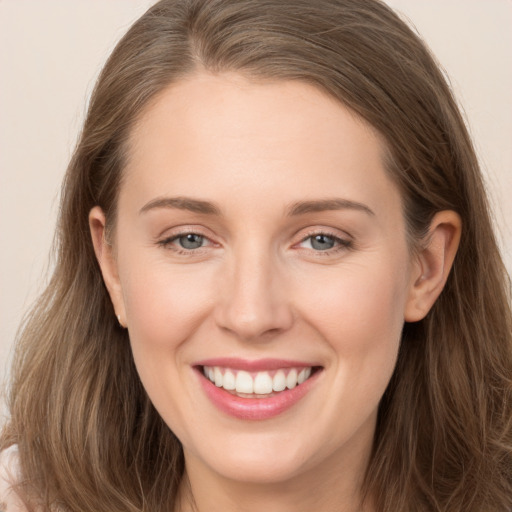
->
xmin=214 ymin=245 xmax=294 ymax=341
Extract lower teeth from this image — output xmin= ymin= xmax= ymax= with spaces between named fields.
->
xmin=228 ymin=390 xmax=278 ymax=399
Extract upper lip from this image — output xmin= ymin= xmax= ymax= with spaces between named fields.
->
xmin=194 ymin=357 xmax=321 ymax=372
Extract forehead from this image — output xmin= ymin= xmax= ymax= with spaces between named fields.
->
xmin=121 ymin=72 xmax=400 ymax=219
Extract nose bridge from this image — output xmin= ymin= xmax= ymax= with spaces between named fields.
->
xmin=215 ymin=239 xmax=293 ymax=340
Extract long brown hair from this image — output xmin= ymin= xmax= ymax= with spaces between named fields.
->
xmin=2 ymin=1 xmax=511 ymax=510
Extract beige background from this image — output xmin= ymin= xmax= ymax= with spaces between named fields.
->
xmin=1 ymin=1 xmax=511 ymax=389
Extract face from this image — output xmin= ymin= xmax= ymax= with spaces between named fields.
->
xmin=94 ymin=73 xmax=423 ymax=486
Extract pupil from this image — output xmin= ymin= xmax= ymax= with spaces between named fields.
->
xmin=311 ymin=234 xmax=334 ymax=250
xmin=180 ymin=234 xmax=203 ymax=249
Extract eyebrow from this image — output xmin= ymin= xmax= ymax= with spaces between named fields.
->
xmin=139 ymin=196 xmax=221 ymax=216
xmin=139 ymin=196 xmax=374 ymax=217
xmin=286 ymin=198 xmax=375 ymax=216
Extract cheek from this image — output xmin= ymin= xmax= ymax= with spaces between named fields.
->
xmin=294 ymin=260 xmax=409 ymax=439
xmin=116 ymin=256 xmax=218 ymax=438
xmin=294 ymin=254 xmax=410 ymax=412
xmin=118 ymin=255 xmax=216 ymax=357
xmin=298 ymin=261 xmax=409 ymax=345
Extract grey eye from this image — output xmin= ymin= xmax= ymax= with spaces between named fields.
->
xmin=310 ymin=234 xmax=335 ymax=250
xmin=178 ymin=233 xmax=204 ymax=249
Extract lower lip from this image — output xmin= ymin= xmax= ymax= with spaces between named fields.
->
xmin=196 ymin=368 xmax=322 ymax=420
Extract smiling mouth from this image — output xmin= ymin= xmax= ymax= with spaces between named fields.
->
xmin=200 ymin=365 xmax=321 ymax=398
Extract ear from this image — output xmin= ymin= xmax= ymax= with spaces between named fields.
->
xmin=404 ymin=210 xmax=461 ymax=322
xmin=89 ymin=206 xmax=127 ymax=327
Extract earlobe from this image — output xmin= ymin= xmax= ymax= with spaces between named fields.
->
xmin=404 ymin=210 xmax=461 ymax=322
xmin=89 ymin=206 xmax=127 ymax=326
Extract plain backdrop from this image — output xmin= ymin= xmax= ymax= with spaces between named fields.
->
xmin=1 ymin=1 xmax=511 ymax=391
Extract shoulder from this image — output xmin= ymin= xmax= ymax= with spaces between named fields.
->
xmin=0 ymin=445 xmax=28 ymax=512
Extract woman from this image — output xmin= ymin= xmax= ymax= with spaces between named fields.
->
xmin=1 ymin=0 xmax=511 ymax=510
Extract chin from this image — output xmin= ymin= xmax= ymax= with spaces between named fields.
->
xmin=184 ymin=426 xmax=329 ymax=486
xmin=207 ymin=450 xmax=308 ymax=484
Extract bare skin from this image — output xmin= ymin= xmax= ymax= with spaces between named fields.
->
xmin=90 ymin=72 xmax=460 ymax=512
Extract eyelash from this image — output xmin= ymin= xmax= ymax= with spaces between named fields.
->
xmin=157 ymin=229 xmax=353 ymax=256
xmin=296 ymin=230 xmax=353 ymax=255
xmin=157 ymin=230 xmax=213 ymax=254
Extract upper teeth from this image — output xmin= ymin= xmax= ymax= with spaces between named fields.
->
xmin=203 ymin=366 xmax=312 ymax=395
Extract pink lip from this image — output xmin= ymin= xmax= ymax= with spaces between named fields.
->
xmin=194 ymin=363 xmax=322 ymax=421
xmin=194 ymin=357 xmax=317 ymax=372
